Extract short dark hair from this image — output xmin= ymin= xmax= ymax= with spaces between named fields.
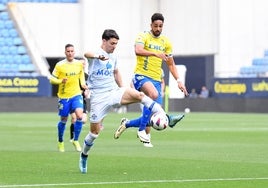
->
xmin=102 ymin=29 xmax=119 ymax=40
xmin=151 ymin=13 xmax=164 ymax=23
xmin=65 ymin=43 xmax=74 ymax=49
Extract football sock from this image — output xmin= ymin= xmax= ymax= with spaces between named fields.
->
xmin=74 ymin=118 xmax=83 ymax=141
xmin=70 ymin=123 xmax=74 ymax=139
xmin=126 ymin=118 xmax=140 ymax=128
xmin=57 ymin=121 xmax=66 ymax=142
xmin=139 ymin=106 xmax=151 ymax=131
xmin=83 ymin=132 xmax=98 ymax=155
xmin=141 ymin=96 xmax=165 ymax=114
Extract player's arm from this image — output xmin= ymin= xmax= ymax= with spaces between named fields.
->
xmin=84 ymin=52 xmax=108 ymax=62
xmin=49 ymin=75 xmax=63 ymax=84
xmin=166 ymin=57 xmax=189 ymax=96
xmin=49 ymin=66 xmax=67 ymax=85
xmin=79 ymin=68 xmax=87 ymax=90
xmin=114 ymin=68 xmax=123 ymax=87
xmin=135 ymin=43 xmax=168 ymax=61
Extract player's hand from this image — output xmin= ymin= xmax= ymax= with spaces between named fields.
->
xmin=98 ymin=55 xmax=109 ymax=61
xmin=82 ymin=85 xmax=88 ymax=90
xmin=62 ymin=78 xmax=68 ymax=84
xmin=84 ymin=88 xmax=90 ymax=98
xmin=155 ymin=53 xmax=169 ymax=61
xmin=178 ymin=82 xmax=189 ymax=97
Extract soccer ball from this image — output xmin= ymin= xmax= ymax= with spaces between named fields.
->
xmin=150 ymin=112 xmax=169 ymax=131
xmin=184 ymin=108 xmax=190 ymax=113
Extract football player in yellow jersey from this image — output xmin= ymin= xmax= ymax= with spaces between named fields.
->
xmin=69 ymin=59 xmax=89 ymax=142
xmin=114 ymin=13 xmax=188 ymax=147
xmin=50 ymin=44 xmax=88 ymax=152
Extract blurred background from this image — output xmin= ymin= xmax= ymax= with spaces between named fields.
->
xmin=0 ymin=0 xmax=267 ymax=112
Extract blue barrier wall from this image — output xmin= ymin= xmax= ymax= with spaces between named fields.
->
xmin=0 ymin=76 xmax=51 ymax=97
xmin=211 ymin=78 xmax=268 ymax=98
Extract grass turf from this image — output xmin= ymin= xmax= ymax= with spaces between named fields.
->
xmin=0 ymin=112 xmax=267 ymax=188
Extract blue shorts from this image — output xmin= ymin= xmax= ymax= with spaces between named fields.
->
xmin=70 ymin=97 xmax=87 ymax=114
xmin=132 ymin=74 xmax=162 ymax=104
xmin=58 ymin=95 xmax=83 ymax=117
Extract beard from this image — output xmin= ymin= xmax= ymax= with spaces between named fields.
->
xmin=152 ymin=30 xmax=161 ymax=37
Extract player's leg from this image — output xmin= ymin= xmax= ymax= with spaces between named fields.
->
xmin=82 ymin=97 xmax=88 ymax=124
xmin=57 ymin=99 xmax=69 ymax=152
xmin=79 ymin=93 xmax=109 ymax=173
xmin=138 ymin=81 xmax=161 ymax=146
xmin=79 ymin=121 xmax=100 ymax=173
xmin=72 ymin=95 xmax=84 ymax=152
xmin=69 ymin=112 xmax=76 ymax=141
xmin=120 ymin=88 xmax=164 ymax=143
xmin=168 ymin=114 xmax=185 ymax=128
xmin=141 ymin=79 xmax=185 ymax=128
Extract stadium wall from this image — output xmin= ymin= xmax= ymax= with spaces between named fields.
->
xmin=0 ymin=97 xmax=267 ymax=113
xmin=14 ymin=0 xmax=268 ymax=79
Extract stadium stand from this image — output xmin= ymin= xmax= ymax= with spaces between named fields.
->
xmin=240 ymin=50 xmax=268 ymax=77
xmin=0 ymin=0 xmax=77 ymax=76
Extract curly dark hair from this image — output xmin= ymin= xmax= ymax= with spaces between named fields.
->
xmin=151 ymin=13 xmax=164 ymax=23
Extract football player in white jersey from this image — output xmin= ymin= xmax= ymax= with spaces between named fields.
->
xmin=79 ymin=29 xmax=167 ymax=174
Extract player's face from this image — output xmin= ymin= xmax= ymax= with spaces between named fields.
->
xmin=103 ymin=38 xmax=118 ymax=53
xmin=65 ymin=46 xmax=75 ymax=62
xmin=151 ymin=20 xmax=163 ymax=37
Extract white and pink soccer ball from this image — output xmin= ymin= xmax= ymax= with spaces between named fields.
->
xmin=150 ymin=112 xmax=169 ymax=131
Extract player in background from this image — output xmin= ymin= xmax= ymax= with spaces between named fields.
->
xmin=70 ymin=59 xmax=90 ymax=141
xmin=79 ymin=29 xmax=167 ymax=173
xmin=69 ymin=89 xmax=89 ymax=141
xmin=114 ymin=13 xmax=189 ymax=146
xmin=49 ymin=44 xmax=88 ymax=152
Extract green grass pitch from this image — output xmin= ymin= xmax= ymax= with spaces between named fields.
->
xmin=0 ymin=112 xmax=267 ymax=188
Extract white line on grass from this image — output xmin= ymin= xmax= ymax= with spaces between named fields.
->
xmin=178 ymin=128 xmax=268 ymax=132
xmin=0 ymin=177 xmax=268 ymax=187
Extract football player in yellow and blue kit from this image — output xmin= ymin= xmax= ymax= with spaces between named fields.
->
xmin=50 ymin=44 xmax=88 ymax=152
xmin=114 ymin=13 xmax=189 ymax=147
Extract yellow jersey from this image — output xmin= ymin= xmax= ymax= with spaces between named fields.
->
xmin=134 ymin=31 xmax=172 ymax=81
xmin=50 ymin=59 xmax=85 ymax=99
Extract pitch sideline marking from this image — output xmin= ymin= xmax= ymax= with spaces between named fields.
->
xmin=0 ymin=177 xmax=268 ymax=187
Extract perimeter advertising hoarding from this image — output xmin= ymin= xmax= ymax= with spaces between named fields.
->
xmin=0 ymin=76 xmax=51 ymax=97
xmin=212 ymin=78 xmax=268 ymax=98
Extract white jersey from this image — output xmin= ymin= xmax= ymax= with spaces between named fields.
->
xmin=87 ymin=48 xmax=119 ymax=93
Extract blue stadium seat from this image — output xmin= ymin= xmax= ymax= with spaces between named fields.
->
xmin=60 ymin=0 xmax=78 ymax=2
xmin=0 ymin=0 xmax=8 ymax=5
xmin=0 ymin=37 xmax=4 ymax=46
xmin=2 ymin=63 xmax=11 ymax=72
xmin=19 ymin=63 xmax=35 ymax=72
xmin=0 ymin=46 xmax=9 ymax=55
xmin=17 ymin=45 xmax=27 ymax=54
xmin=240 ymin=66 xmax=257 ymax=77
xmin=0 ymin=54 xmax=5 ymax=63
xmin=5 ymin=54 xmax=14 ymax=64
xmin=9 ymin=46 xmax=18 ymax=55
xmin=0 ymin=28 xmax=9 ymax=37
xmin=14 ymin=54 xmax=23 ymax=64
xmin=13 ymin=37 xmax=23 ymax=46
xmin=5 ymin=37 xmax=13 ymax=46
xmin=0 ymin=20 xmax=4 ymax=29
xmin=0 ymin=3 xmax=6 ymax=11
xmin=4 ymin=20 xmax=13 ymax=29
xmin=21 ymin=54 xmax=31 ymax=64
xmin=0 ymin=11 xmax=9 ymax=20
xmin=10 ymin=63 xmax=19 ymax=72
xmin=9 ymin=28 xmax=18 ymax=37
xmin=264 ymin=49 xmax=268 ymax=57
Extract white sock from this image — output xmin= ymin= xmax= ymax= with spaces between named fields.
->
xmin=82 ymin=132 xmax=98 ymax=155
xmin=141 ymin=96 xmax=164 ymax=112
xmin=147 ymin=133 xmax=151 ymax=141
